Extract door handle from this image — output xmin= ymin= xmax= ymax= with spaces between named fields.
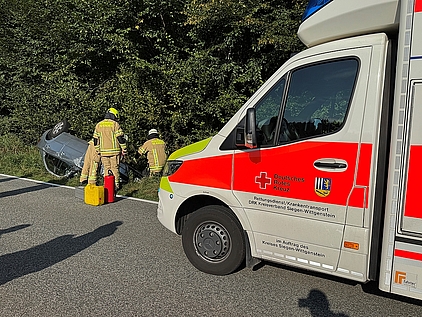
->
xmin=314 ymin=162 xmax=347 ymax=169
xmin=313 ymin=159 xmax=348 ymax=171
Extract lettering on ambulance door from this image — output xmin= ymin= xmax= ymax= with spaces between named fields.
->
xmin=233 ymin=57 xmax=367 ymax=270
xmin=401 ymin=82 xmax=422 ymax=235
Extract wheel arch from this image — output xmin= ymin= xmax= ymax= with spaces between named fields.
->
xmin=174 ymin=193 xmax=253 ymax=235
xmin=174 ymin=193 xmax=253 ymax=234
xmin=175 ymin=194 xmax=229 ymax=235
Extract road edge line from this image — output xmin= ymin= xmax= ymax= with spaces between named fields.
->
xmin=0 ymin=173 xmax=158 ymax=205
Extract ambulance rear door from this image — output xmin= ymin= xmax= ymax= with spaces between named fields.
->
xmin=401 ymin=82 xmax=422 ymax=236
xmin=232 ymin=34 xmax=390 ymax=281
xmin=379 ymin=0 xmax=422 ymax=300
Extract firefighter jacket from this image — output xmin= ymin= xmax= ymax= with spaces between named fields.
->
xmin=80 ymin=139 xmax=101 ymax=184
xmin=93 ymin=119 xmax=127 ymax=156
xmin=138 ymin=138 xmax=167 ymax=174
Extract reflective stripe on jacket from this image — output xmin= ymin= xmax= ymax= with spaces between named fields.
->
xmin=93 ymin=119 xmax=126 ymax=156
xmin=138 ymin=138 xmax=167 ymax=173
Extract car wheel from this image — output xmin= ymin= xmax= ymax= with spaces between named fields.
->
xmin=47 ymin=119 xmax=70 ymax=139
xmin=182 ymin=205 xmax=245 ymax=275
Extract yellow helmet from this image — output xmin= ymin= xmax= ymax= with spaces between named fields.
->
xmin=107 ymin=107 xmax=119 ymax=119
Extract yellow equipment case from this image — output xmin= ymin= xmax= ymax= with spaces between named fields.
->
xmin=84 ymin=184 xmax=105 ymax=206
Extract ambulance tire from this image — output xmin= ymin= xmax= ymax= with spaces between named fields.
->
xmin=182 ymin=205 xmax=246 ymax=275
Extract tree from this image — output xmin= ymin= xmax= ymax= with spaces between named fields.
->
xmin=158 ymin=0 xmax=307 ymax=147
xmin=0 ymin=0 xmax=308 ymax=152
xmin=0 ymin=0 xmax=140 ymax=142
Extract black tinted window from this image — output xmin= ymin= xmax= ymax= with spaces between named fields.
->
xmin=255 ymin=78 xmax=285 ymax=146
xmin=279 ymin=59 xmax=358 ymax=143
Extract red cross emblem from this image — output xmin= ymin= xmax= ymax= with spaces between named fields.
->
xmin=255 ymin=172 xmax=271 ymax=189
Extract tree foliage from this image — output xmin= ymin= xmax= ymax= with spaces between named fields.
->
xmin=0 ymin=0 xmax=306 ymax=152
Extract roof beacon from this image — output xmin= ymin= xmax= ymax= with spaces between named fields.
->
xmin=298 ymin=0 xmax=400 ymax=47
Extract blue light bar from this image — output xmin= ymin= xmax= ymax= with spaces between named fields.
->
xmin=302 ymin=0 xmax=333 ymax=21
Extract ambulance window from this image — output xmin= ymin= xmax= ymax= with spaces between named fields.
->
xmin=278 ymin=59 xmax=358 ymax=144
xmin=255 ymin=78 xmax=286 ymax=146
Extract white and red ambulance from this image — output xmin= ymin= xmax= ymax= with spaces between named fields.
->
xmin=157 ymin=0 xmax=422 ymax=301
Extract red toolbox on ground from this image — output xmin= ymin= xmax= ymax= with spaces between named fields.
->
xmin=84 ymin=184 xmax=105 ymax=206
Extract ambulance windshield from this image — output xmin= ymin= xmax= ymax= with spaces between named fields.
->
xmin=302 ymin=0 xmax=333 ymax=21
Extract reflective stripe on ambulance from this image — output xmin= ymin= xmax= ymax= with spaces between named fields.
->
xmin=169 ymin=141 xmax=372 ymax=209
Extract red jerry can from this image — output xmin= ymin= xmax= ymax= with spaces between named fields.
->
xmin=104 ymin=170 xmax=115 ymax=203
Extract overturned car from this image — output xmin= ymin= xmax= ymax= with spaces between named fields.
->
xmin=37 ymin=120 xmax=141 ymax=183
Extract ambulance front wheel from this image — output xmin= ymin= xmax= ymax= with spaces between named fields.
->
xmin=182 ymin=205 xmax=246 ymax=275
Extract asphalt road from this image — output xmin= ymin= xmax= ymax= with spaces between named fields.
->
xmin=1 ymin=174 xmax=421 ymax=317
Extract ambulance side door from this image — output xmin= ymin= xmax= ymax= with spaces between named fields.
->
xmin=401 ymin=82 xmax=422 ymax=235
xmin=232 ymin=47 xmax=376 ymax=272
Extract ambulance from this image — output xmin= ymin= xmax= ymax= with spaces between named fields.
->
xmin=157 ymin=0 xmax=422 ymax=301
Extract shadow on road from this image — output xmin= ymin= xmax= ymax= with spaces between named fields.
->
xmin=253 ymin=260 xmax=358 ymax=286
xmin=0 ymin=183 xmax=53 ymax=198
xmin=0 ymin=177 xmax=16 ymax=183
xmin=361 ymin=280 xmax=422 ymax=306
xmin=0 ymin=221 xmax=123 ymax=285
xmin=255 ymin=260 xmax=422 ymax=307
xmin=0 ymin=224 xmax=31 ymax=237
xmin=299 ymin=289 xmax=349 ymax=317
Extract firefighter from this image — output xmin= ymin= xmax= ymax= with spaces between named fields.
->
xmin=79 ymin=139 xmax=101 ymax=185
xmin=93 ymin=107 xmax=127 ymax=190
xmin=136 ymin=128 xmax=167 ymax=177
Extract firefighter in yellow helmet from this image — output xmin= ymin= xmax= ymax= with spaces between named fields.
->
xmin=93 ymin=107 xmax=127 ymax=190
xmin=136 ymin=128 xmax=167 ymax=176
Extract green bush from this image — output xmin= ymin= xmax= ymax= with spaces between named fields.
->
xmin=0 ymin=0 xmax=306 ymax=150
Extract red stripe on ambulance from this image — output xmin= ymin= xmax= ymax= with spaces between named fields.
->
xmin=395 ymin=249 xmax=422 ymax=262
xmin=404 ymin=145 xmax=422 ymax=218
xmin=233 ymin=141 xmax=371 ymax=208
xmin=349 ymin=142 xmax=372 ymax=208
xmin=416 ymin=0 xmax=422 ymax=12
xmin=169 ymin=141 xmax=372 ymax=208
xmin=169 ymin=154 xmax=232 ymax=190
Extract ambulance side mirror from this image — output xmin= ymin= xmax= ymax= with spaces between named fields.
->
xmin=244 ymin=108 xmax=257 ymax=149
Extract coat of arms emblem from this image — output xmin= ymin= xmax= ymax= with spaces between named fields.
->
xmin=315 ymin=177 xmax=331 ymax=197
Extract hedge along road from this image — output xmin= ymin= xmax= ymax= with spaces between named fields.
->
xmin=1 ymin=174 xmax=421 ymax=317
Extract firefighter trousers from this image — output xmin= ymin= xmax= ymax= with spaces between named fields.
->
xmin=101 ymin=155 xmax=120 ymax=187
